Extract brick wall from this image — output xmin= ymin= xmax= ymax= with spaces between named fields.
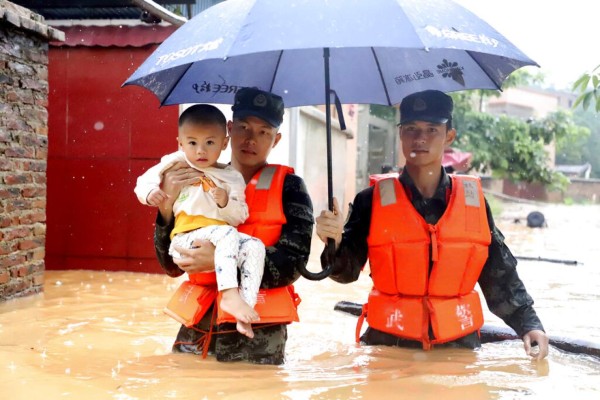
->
xmin=0 ymin=1 xmax=63 ymax=300
xmin=547 ymin=178 xmax=600 ymax=204
xmin=481 ymin=176 xmax=600 ymax=204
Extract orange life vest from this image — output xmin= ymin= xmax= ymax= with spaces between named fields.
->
xmin=164 ymin=164 xmax=301 ymax=327
xmin=358 ymin=175 xmax=491 ymax=349
xmin=369 ymin=172 xmax=400 ymax=186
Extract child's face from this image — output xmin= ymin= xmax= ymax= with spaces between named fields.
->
xmin=178 ymin=122 xmax=228 ymax=169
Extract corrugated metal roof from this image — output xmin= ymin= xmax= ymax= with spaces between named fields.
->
xmin=10 ymin=0 xmax=192 ymax=21
xmin=35 ymin=7 xmax=142 ymax=20
xmin=50 ymin=24 xmax=178 ymax=47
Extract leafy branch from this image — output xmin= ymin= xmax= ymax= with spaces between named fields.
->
xmin=572 ymin=64 xmax=600 ymax=112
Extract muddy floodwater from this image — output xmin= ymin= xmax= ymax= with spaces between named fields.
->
xmin=1 ymin=201 xmax=599 ymax=399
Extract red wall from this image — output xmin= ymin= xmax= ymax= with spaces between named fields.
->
xmin=46 ymin=45 xmax=179 ymax=273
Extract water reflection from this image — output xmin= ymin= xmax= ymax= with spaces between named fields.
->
xmin=0 ymin=202 xmax=599 ymax=399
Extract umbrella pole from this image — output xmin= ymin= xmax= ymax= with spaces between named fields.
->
xmin=324 ymin=48 xmax=334 ymax=218
xmin=324 ymin=48 xmax=337 ymax=273
xmin=297 ymin=48 xmax=335 ymax=281
xmin=323 ymin=48 xmax=337 ymax=271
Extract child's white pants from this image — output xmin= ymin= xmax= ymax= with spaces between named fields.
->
xmin=169 ymin=225 xmax=265 ymax=307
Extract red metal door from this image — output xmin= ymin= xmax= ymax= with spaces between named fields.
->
xmin=46 ymin=42 xmax=178 ymax=273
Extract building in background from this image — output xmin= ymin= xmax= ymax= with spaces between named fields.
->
xmin=485 ymin=86 xmax=578 ymax=172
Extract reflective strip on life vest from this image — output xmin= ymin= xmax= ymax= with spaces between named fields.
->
xmin=378 ymin=178 xmax=397 ymax=207
xmin=255 ymin=165 xmax=276 ymax=190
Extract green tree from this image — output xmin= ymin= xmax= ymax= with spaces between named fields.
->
xmin=454 ymin=111 xmax=567 ymax=190
xmin=568 ymin=107 xmax=600 ymax=179
xmin=573 ymin=64 xmax=600 ymax=112
xmin=450 ymin=68 xmax=587 ymax=191
xmin=451 ymin=87 xmax=591 ymax=191
xmin=571 ymin=65 xmax=600 ymax=178
xmin=530 ymin=109 xmax=589 ymax=145
xmin=369 ymin=104 xmax=398 ymax=122
xmin=548 ymin=109 xmax=591 ymax=165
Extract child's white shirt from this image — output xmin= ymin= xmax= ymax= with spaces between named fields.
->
xmin=134 ymin=151 xmax=248 ymax=226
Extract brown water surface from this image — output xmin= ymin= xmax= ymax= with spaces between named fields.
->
xmin=1 ymin=202 xmax=599 ymax=399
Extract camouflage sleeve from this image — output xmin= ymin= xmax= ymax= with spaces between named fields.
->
xmin=478 ymin=199 xmax=545 ymax=337
xmin=321 ymin=187 xmax=373 ymax=283
xmin=153 ymin=213 xmax=185 ymax=278
xmin=260 ymin=174 xmax=314 ymax=289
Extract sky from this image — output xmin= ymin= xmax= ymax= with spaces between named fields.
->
xmin=454 ymin=0 xmax=597 ymax=90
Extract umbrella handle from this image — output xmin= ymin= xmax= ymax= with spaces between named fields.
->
xmin=297 ymin=48 xmax=335 ymax=281
xmin=297 ymin=239 xmax=335 ymax=281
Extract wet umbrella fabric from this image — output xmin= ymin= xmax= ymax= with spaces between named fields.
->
xmin=123 ymin=0 xmax=537 ymax=107
xmin=123 ymin=0 xmax=538 ymax=280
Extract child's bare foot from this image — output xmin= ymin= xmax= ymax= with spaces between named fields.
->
xmin=237 ymin=320 xmax=255 ymax=339
xmin=220 ymin=288 xmax=259 ymax=324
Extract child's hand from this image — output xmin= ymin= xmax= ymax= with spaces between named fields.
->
xmin=210 ymin=187 xmax=228 ymax=208
xmin=146 ymin=188 xmax=169 ymax=207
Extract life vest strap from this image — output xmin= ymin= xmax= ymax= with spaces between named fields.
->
xmin=422 ymin=297 xmax=432 ymax=350
xmin=202 ymin=305 xmax=218 ymax=358
xmin=428 ymin=224 xmax=439 ymax=262
xmin=356 ymin=303 xmax=368 ymax=343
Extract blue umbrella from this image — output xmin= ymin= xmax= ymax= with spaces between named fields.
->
xmin=123 ymin=0 xmax=537 ymax=280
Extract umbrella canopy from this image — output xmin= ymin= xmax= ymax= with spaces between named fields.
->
xmin=123 ymin=0 xmax=537 ymax=280
xmin=123 ymin=0 xmax=538 ymax=107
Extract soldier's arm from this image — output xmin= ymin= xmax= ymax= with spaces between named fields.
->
xmin=478 ymin=199 xmax=545 ymax=337
xmin=154 ymin=212 xmax=185 ymax=278
xmin=320 ymin=187 xmax=372 ymax=284
xmin=260 ymin=174 xmax=314 ymax=289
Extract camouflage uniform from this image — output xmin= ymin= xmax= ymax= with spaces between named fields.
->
xmin=321 ymin=168 xmax=545 ymax=349
xmin=155 ymin=173 xmax=314 ymax=365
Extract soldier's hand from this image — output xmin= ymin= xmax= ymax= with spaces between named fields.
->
xmin=316 ymin=197 xmax=344 ymax=248
xmin=173 ymin=239 xmax=215 ymax=274
xmin=158 ymin=162 xmax=204 ymax=224
xmin=161 ymin=161 xmax=203 ymax=200
xmin=523 ymin=329 xmax=549 ymax=360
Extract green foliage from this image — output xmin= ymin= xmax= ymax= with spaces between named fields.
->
xmin=563 ymin=196 xmax=593 ymax=205
xmin=450 ymin=91 xmax=477 ymax=118
xmin=533 ymin=109 xmax=590 ymax=146
xmin=569 ymin=108 xmax=600 ymax=178
xmin=573 ymin=64 xmax=600 ymax=112
xmin=450 ymin=70 xmax=591 ymax=192
xmin=369 ymin=104 xmax=397 ymax=123
xmin=552 ymin=109 xmax=591 ymax=164
xmin=453 ymin=108 xmax=571 ymax=192
xmin=501 ymin=68 xmax=546 ymax=89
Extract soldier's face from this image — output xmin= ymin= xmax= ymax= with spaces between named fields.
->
xmin=228 ymin=116 xmax=281 ymax=169
xmin=400 ymin=120 xmax=455 ymax=168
